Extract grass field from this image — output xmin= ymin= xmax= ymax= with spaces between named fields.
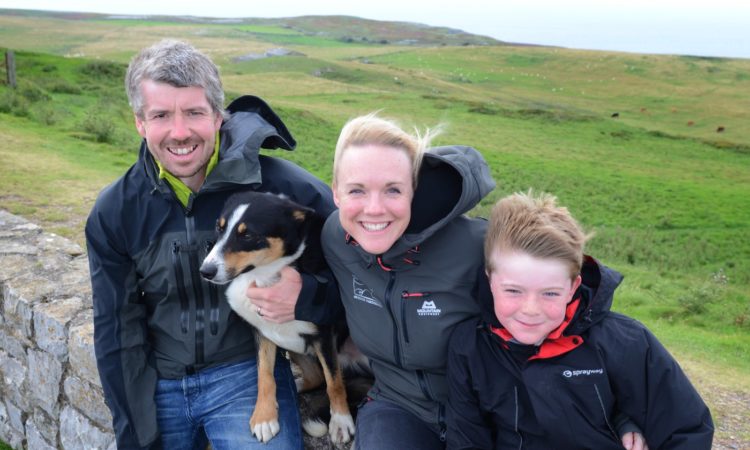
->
xmin=1 ymin=9 xmax=749 ymax=447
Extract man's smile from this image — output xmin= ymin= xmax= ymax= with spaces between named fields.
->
xmin=167 ymin=144 xmax=198 ymax=156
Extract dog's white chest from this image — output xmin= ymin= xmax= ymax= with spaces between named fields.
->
xmin=226 ymin=275 xmax=316 ymax=355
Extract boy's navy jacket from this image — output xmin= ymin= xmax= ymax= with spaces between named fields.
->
xmin=446 ymin=256 xmax=714 ymax=450
xmin=86 ymin=96 xmax=338 ymax=449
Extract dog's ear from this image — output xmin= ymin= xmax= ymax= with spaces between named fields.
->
xmin=289 ymin=205 xmax=323 ymax=239
xmin=291 ymin=205 xmax=316 ymax=223
xmin=290 ymin=206 xmax=326 ymax=273
xmin=292 ymin=209 xmax=308 ymax=222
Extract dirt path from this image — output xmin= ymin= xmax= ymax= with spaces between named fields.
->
xmin=709 ymin=386 xmax=750 ymax=450
xmin=673 ymin=349 xmax=750 ymax=450
xmin=685 ymin=369 xmax=750 ymax=450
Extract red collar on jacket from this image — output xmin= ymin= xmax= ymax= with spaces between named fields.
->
xmin=490 ymin=297 xmax=584 ymax=360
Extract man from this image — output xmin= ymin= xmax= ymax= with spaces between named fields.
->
xmin=86 ymin=39 xmax=339 ymax=450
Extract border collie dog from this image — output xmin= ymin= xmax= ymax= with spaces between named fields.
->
xmin=200 ymin=191 xmax=354 ymax=445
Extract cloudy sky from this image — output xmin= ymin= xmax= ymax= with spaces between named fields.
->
xmin=1 ymin=0 xmax=748 ymax=58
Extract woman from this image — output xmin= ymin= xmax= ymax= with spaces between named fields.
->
xmin=321 ymin=113 xmax=495 ymax=448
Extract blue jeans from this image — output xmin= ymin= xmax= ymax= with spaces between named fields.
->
xmin=155 ymin=356 xmax=303 ymax=450
xmin=355 ymin=398 xmax=445 ymax=450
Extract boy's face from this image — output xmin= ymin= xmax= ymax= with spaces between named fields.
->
xmin=488 ymin=251 xmax=582 ymax=345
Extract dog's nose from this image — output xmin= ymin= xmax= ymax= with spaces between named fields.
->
xmin=200 ymin=262 xmax=217 ymax=280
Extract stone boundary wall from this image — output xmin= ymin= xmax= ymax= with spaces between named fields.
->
xmin=0 ymin=210 xmax=115 ymax=449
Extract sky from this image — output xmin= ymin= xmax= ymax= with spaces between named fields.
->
xmin=1 ymin=0 xmax=748 ymax=59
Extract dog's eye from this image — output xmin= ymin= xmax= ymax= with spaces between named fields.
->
xmin=241 ymin=233 xmax=268 ymax=248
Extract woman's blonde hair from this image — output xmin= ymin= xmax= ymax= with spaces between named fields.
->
xmin=333 ymin=112 xmax=440 ymax=187
xmin=484 ymin=191 xmax=590 ymax=279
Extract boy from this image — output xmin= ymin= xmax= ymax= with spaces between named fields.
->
xmin=446 ymin=191 xmax=713 ymax=449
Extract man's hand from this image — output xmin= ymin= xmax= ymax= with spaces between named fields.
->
xmin=621 ymin=431 xmax=649 ymax=450
xmin=247 ymin=266 xmax=302 ymax=323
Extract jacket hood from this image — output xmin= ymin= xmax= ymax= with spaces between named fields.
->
xmin=140 ymin=95 xmax=295 ymax=195
xmin=567 ymin=256 xmax=623 ymax=334
xmin=363 ymin=145 xmax=495 ymax=264
xmin=480 ymin=255 xmax=624 ymax=334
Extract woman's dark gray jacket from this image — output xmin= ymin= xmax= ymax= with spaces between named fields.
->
xmin=322 ymin=145 xmax=495 ymax=432
xmin=86 ymin=96 xmax=338 ymax=449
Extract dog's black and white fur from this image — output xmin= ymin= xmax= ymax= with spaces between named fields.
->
xmin=199 ymin=191 xmax=354 ymax=445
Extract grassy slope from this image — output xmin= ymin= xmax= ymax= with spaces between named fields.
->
xmin=1 ymin=10 xmax=749 ymax=444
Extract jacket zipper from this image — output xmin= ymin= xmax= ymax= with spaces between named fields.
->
xmin=401 ymin=291 xmax=410 ymax=343
xmin=401 ymin=291 xmax=431 ymax=343
xmin=384 ymin=271 xmax=402 ymax=366
xmin=416 ymin=370 xmax=435 ymax=401
xmin=595 ymin=383 xmax=619 ymax=441
xmin=171 ymin=240 xmax=190 ymax=334
xmin=205 ymin=240 xmax=219 ymax=335
xmin=514 ymin=386 xmax=523 ymax=450
xmin=438 ymin=403 xmax=447 ymax=442
xmin=185 ymin=215 xmax=206 ymax=365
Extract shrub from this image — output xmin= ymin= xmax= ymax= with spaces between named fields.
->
xmin=79 ymin=60 xmax=125 ymax=81
xmin=19 ymin=83 xmax=50 ymax=102
xmin=32 ymin=104 xmax=59 ymax=125
xmin=47 ymin=79 xmax=82 ymax=95
xmin=677 ymin=285 xmax=712 ymax=315
xmin=0 ymin=90 xmax=30 ymax=117
xmin=81 ymin=110 xmax=116 ymax=143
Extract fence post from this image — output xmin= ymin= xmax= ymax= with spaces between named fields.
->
xmin=5 ymin=50 xmax=16 ymax=88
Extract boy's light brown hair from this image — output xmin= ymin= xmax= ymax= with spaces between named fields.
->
xmin=484 ymin=191 xmax=589 ymax=279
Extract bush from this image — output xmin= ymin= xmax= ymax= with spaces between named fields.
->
xmin=0 ymin=90 xmax=30 ymax=117
xmin=47 ymin=79 xmax=82 ymax=95
xmin=19 ymin=83 xmax=50 ymax=102
xmin=677 ymin=285 xmax=712 ymax=315
xmin=32 ymin=104 xmax=59 ymax=125
xmin=79 ymin=60 xmax=125 ymax=81
xmin=81 ymin=110 xmax=116 ymax=143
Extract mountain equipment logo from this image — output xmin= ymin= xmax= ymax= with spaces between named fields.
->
xmin=417 ymin=300 xmax=441 ymax=317
xmin=353 ymin=276 xmax=382 ymax=307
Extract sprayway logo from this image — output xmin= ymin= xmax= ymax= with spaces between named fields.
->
xmin=562 ymin=368 xmax=604 ymax=378
xmin=417 ymin=300 xmax=441 ymax=317
xmin=353 ymin=276 xmax=382 ymax=307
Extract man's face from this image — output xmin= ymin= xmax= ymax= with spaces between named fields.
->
xmin=134 ymin=80 xmax=223 ymax=191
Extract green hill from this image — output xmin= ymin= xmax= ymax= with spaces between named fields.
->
xmin=1 ymin=9 xmax=749 ymax=446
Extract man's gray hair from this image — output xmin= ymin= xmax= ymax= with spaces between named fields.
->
xmin=125 ymin=39 xmax=225 ymax=118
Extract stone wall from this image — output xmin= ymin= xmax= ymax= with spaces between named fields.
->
xmin=0 ymin=210 xmax=115 ymax=449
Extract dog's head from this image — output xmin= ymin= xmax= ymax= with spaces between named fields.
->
xmin=200 ymin=191 xmax=319 ymax=284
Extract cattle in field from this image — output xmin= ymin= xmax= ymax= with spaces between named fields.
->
xmin=687 ymin=121 xmax=695 ymax=126
xmin=717 ymin=126 xmax=725 ymax=133
xmin=611 ymin=112 xmax=619 ymax=118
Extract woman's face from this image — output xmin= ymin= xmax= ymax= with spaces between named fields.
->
xmin=333 ymin=144 xmax=414 ymax=255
